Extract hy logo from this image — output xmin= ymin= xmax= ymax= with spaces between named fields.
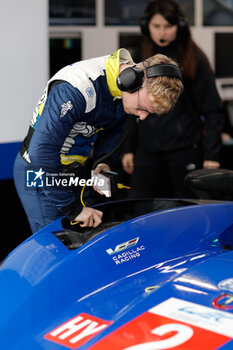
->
xmin=26 ymin=168 xmax=45 ymax=187
xmin=106 ymin=237 xmax=139 ymax=256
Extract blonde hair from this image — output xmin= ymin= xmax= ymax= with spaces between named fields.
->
xmin=145 ymin=54 xmax=183 ymax=114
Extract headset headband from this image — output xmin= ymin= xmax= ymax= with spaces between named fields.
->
xmin=146 ymin=64 xmax=182 ymax=81
xmin=116 ymin=63 xmax=182 ymax=93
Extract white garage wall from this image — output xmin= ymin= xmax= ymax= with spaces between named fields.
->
xmin=0 ymin=0 xmax=48 ymax=143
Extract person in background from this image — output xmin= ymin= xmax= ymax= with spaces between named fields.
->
xmin=122 ymin=0 xmax=225 ymax=199
xmin=14 ymin=48 xmax=183 ymax=233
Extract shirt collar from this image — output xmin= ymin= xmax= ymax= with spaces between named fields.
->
xmin=105 ymin=48 xmax=134 ymax=99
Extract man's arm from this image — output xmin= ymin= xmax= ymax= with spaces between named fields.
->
xmin=29 ymin=82 xmax=92 ymax=220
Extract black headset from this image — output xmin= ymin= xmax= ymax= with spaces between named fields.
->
xmin=116 ymin=63 xmax=182 ymax=93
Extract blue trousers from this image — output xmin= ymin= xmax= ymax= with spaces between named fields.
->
xmin=13 ymin=153 xmax=62 ymax=233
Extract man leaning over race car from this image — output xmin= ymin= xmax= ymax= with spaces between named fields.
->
xmin=13 ymin=48 xmax=183 ymax=233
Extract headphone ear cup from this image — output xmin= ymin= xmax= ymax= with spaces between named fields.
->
xmin=140 ymin=13 xmax=150 ymax=37
xmin=177 ymin=18 xmax=190 ymax=43
xmin=116 ymin=67 xmax=144 ymax=92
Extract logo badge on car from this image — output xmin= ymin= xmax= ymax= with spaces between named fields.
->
xmin=44 ymin=313 xmax=112 ymax=349
xmin=218 ymin=278 xmax=233 ymax=293
xmin=213 ymin=293 xmax=233 ymax=310
xmin=106 ymin=237 xmax=139 ymax=255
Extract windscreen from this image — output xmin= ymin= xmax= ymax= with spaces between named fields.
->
xmin=53 ymin=199 xmax=198 ymax=250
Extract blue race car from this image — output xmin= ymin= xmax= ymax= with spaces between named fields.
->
xmin=1 ymin=169 xmax=233 ymax=349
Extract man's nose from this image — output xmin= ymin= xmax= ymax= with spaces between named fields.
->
xmin=137 ymin=110 xmax=149 ymax=120
xmin=159 ymin=27 xmax=166 ymax=36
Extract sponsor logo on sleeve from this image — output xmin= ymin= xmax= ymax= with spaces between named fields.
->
xmin=60 ymin=100 xmax=73 ymax=118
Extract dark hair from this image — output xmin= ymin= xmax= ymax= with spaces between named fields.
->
xmin=140 ymin=0 xmax=211 ymax=79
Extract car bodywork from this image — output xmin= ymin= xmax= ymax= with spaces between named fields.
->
xmin=1 ymin=194 xmax=233 ymax=349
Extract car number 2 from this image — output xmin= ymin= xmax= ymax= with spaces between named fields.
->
xmin=123 ymin=323 xmax=193 ymax=350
